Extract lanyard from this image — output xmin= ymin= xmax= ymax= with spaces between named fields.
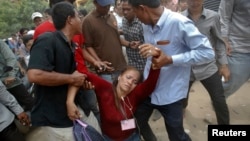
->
xmin=119 ymin=96 xmax=133 ymax=120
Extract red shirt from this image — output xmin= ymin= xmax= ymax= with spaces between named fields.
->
xmin=85 ymin=68 xmax=160 ymax=141
xmin=33 ymin=21 xmax=55 ymax=40
xmin=33 ymin=20 xmax=87 ymax=72
xmin=72 ymin=34 xmax=87 ymax=72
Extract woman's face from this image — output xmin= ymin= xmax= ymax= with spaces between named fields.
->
xmin=117 ymin=69 xmax=140 ymax=94
xmin=26 ymin=39 xmax=34 ymax=51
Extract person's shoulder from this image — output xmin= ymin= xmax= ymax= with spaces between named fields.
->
xmin=167 ymin=11 xmax=190 ymax=25
xmin=83 ymin=10 xmax=95 ymax=20
xmin=204 ymin=8 xmax=219 ymax=17
xmin=34 ymin=32 xmax=55 ymax=46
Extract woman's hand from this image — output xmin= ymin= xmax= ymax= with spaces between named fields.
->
xmin=66 ymin=101 xmax=81 ymax=121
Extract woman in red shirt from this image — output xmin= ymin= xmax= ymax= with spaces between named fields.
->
xmin=67 ymin=44 xmax=164 ymax=141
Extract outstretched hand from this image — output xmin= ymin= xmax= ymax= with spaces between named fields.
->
xmin=138 ymin=43 xmax=173 ymax=69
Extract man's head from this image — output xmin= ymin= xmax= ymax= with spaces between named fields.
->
xmin=128 ymin=0 xmax=161 ymax=25
xmin=94 ymin=0 xmax=115 ymax=15
xmin=49 ymin=0 xmax=76 ymax=7
xmin=31 ymin=12 xmax=44 ymax=27
xmin=51 ymin=1 xmax=82 ymax=34
xmin=121 ymin=0 xmax=135 ymax=22
xmin=187 ymin=0 xmax=204 ymax=10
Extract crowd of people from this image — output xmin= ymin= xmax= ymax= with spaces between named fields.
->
xmin=0 ymin=0 xmax=249 ymax=141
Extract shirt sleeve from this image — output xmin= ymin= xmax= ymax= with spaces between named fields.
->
xmin=218 ymin=0 xmax=235 ymax=38
xmin=172 ymin=20 xmax=215 ymax=66
xmin=0 ymin=81 xmax=23 ymax=115
xmin=28 ymin=33 xmax=55 ymax=71
xmin=132 ymin=68 xmax=160 ymax=103
xmin=0 ymin=40 xmax=19 ymax=78
xmin=211 ymin=13 xmax=228 ymax=65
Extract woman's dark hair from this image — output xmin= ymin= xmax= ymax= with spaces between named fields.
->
xmin=19 ymin=27 xmax=29 ymax=36
xmin=112 ymin=66 xmax=143 ymax=109
xmin=51 ymin=2 xmax=76 ymax=30
xmin=22 ymin=34 xmax=33 ymax=46
xmin=128 ymin=0 xmax=160 ymax=8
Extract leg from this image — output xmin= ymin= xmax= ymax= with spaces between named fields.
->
xmin=0 ymin=122 xmax=25 ymax=141
xmin=200 ymin=71 xmax=229 ymax=124
xmin=134 ymin=97 xmax=156 ymax=141
xmin=8 ymin=84 xmax=34 ymax=111
xmin=223 ymin=53 xmax=250 ymax=98
xmin=159 ymin=100 xmax=191 ymax=141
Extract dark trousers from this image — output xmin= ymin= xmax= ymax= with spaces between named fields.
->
xmin=182 ymin=71 xmax=229 ymax=124
xmin=0 ymin=122 xmax=25 ymax=141
xmin=76 ymin=89 xmax=100 ymax=123
xmin=8 ymin=84 xmax=34 ymax=111
xmin=135 ymin=97 xmax=192 ymax=141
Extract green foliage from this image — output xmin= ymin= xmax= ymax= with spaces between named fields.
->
xmin=77 ymin=0 xmax=94 ymax=13
xmin=0 ymin=0 xmax=48 ymax=38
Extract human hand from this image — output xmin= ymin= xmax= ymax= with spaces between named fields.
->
xmin=130 ymin=41 xmax=141 ymax=49
xmin=138 ymin=43 xmax=161 ymax=58
xmin=82 ymin=80 xmax=95 ymax=90
xmin=151 ymin=52 xmax=172 ymax=69
xmin=219 ymin=65 xmax=230 ymax=82
xmin=17 ymin=112 xmax=31 ymax=126
xmin=66 ymin=102 xmax=81 ymax=121
xmin=71 ymin=71 xmax=87 ymax=87
xmin=4 ymin=77 xmax=16 ymax=85
xmin=223 ymin=38 xmax=232 ymax=56
xmin=95 ymin=61 xmax=114 ymax=73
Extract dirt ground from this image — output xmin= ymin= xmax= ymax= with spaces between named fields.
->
xmin=149 ymin=81 xmax=250 ymax=141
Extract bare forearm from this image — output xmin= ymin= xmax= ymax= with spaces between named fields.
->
xmin=27 ymin=69 xmax=73 ymax=86
xmin=66 ymin=85 xmax=79 ymax=104
xmin=86 ymin=47 xmax=101 ymax=61
xmin=82 ymin=48 xmax=97 ymax=65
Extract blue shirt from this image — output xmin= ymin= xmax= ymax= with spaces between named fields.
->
xmin=143 ymin=8 xmax=215 ymax=105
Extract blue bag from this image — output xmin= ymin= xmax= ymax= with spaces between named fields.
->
xmin=73 ymin=119 xmax=104 ymax=141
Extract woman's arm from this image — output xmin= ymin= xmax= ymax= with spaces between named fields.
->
xmin=66 ymin=85 xmax=81 ymax=121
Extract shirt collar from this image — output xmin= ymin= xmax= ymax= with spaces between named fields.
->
xmin=156 ymin=8 xmax=170 ymax=30
xmin=92 ymin=10 xmax=111 ymax=19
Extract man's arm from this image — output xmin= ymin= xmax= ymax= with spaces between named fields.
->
xmin=27 ymin=69 xmax=86 ymax=87
xmin=0 ymin=81 xmax=30 ymax=126
xmin=212 ymin=13 xmax=230 ymax=81
xmin=219 ymin=0 xmax=234 ymax=55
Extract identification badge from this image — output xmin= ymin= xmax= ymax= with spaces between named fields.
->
xmin=121 ymin=118 xmax=136 ymax=130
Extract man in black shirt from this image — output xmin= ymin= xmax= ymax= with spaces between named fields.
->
xmin=27 ymin=2 xmax=96 ymax=140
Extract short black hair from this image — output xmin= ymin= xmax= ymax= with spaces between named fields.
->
xmin=51 ymin=2 xmax=75 ymax=30
xmin=44 ymin=8 xmax=52 ymax=15
xmin=128 ymin=0 xmax=160 ymax=8
xmin=22 ymin=34 xmax=33 ymax=46
xmin=49 ymin=0 xmax=76 ymax=8
xmin=78 ymin=9 xmax=88 ymax=17
xmin=19 ymin=27 xmax=29 ymax=35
